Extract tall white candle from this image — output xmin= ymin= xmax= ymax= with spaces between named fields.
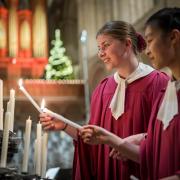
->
xmin=41 ymin=132 xmax=48 ymax=178
xmin=36 ymin=122 xmax=42 ymax=176
xmin=34 ymin=139 xmax=37 ymax=169
xmin=0 ymin=80 xmax=3 ymax=130
xmin=18 ymin=79 xmax=41 ymax=113
xmin=0 ymin=109 xmax=4 ymax=131
xmin=22 ymin=116 xmax=32 ymax=173
xmin=9 ymin=89 xmax=15 ymax=132
xmin=0 ymin=112 xmax=11 ymax=167
xmin=43 ymin=108 xmax=81 ymax=129
xmin=6 ymin=101 xmax=10 ymax=112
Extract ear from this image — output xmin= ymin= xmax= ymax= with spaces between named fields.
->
xmin=170 ymin=29 xmax=180 ymax=45
xmin=125 ymin=38 xmax=132 ymax=49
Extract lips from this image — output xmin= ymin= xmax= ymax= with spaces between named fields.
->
xmin=149 ymin=56 xmax=155 ymax=61
xmin=103 ymin=58 xmax=110 ymax=63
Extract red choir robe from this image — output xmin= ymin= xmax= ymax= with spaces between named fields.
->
xmin=73 ymin=71 xmax=169 ymax=180
xmin=140 ymin=89 xmax=180 ymax=180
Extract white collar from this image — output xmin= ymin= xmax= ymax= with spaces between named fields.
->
xmin=110 ymin=63 xmax=154 ymax=120
xmin=157 ymin=80 xmax=180 ymax=130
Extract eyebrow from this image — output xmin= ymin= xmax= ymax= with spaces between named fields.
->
xmin=97 ymin=40 xmax=110 ymax=47
xmin=145 ymin=32 xmax=153 ymax=39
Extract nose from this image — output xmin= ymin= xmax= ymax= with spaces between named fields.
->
xmin=98 ymin=49 xmax=106 ymax=59
xmin=145 ymin=46 xmax=151 ymax=57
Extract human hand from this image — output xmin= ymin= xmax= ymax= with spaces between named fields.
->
xmin=39 ymin=113 xmax=67 ymax=131
xmin=79 ymin=125 xmax=111 ymax=145
xmin=109 ymin=148 xmax=127 ymax=161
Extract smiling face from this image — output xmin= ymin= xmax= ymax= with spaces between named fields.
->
xmin=97 ymin=34 xmax=127 ymax=71
xmin=145 ymin=25 xmax=175 ymax=70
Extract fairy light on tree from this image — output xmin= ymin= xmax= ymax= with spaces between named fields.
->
xmin=45 ymin=29 xmax=74 ymax=80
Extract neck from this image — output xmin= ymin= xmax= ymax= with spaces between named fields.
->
xmin=169 ymin=51 xmax=180 ymax=80
xmin=117 ymin=55 xmax=139 ymax=79
xmin=170 ymin=65 xmax=180 ymax=80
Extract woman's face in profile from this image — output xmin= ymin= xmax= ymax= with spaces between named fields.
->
xmin=96 ymin=34 xmax=128 ymax=71
xmin=145 ymin=25 xmax=175 ymax=70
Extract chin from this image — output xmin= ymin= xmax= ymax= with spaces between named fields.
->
xmin=156 ymin=64 xmax=166 ymax=70
xmin=105 ymin=64 xmax=113 ymax=71
xmin=151 ymin=62 xmax=164 ymax=70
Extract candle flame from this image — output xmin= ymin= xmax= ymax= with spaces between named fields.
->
xmin=18 ymin=79 xmax=23 ymax=87
xmin=41 ymin=99 xmax=45 ymax=110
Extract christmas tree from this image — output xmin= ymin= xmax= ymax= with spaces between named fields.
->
xmin=45 ymin=29 xmax=74 ymax=80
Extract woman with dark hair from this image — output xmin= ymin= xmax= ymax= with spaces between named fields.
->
xmin=80 ymin=8 xmax=180 ymax=180
xmin=40 ymin=21 xmax=168 ymax=180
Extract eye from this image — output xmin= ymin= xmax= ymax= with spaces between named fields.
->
xmin=104 ymin=42 xmax=110 ymax=48
xmin=97 ymin=46 xmax=102 ymax=53
xmin=147 ymin=39 xmax=152 ymax=44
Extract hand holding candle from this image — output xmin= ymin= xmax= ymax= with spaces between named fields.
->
xmin=40 ymin=99 xmax=82 ymax=130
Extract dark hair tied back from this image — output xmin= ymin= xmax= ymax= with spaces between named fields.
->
xmin=136 ymin=32 xmax=147 ymax=52
xmin=146 ymin=7 xmax=180 ymax=34
xmin=97 ymin=21 xmax=147 ymax=55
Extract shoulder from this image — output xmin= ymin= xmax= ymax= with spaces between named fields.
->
xmin=95 ymin=75 xmax=115 ymax=88
xmin=131 ymin=70 xmax=169 ymax=93
xmin=144 ymin=70 xmax=170 ymax=88
xmin=92 ymin=75 xmax=115 ymax=96
xmin=148 ymin=70 xmax=170 ymax=80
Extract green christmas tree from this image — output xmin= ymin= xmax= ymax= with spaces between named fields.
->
xmin=45 ymin=29 xmax=74 ymax=80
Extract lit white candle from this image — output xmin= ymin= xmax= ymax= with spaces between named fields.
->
xmin=0 ymin=112 xmax=11 ymax=167
xmin=22 ymin=116 xmax=32 ymax=173
xmin=0 ymin=80 xmax=3 ymax=130
xmin=18 ymin=79 xmax=41 ymax=113
xmin=9 ymin=89 xmax=15 ymax=132
xmin=41 ymin=132 xmax=48 ymax=178
xmin=36 ymin=122 xmax=42 ymax=176
xmin=41 ymin=99 xmax=81 ymax=129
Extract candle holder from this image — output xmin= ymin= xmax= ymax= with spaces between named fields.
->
xmin=0 ymin=130 xmax=21 ymax=163
xmin=0 ymin=167 xmax=17 ymax=179
xmin=0 ymin=169 xmax=53 ymax=180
